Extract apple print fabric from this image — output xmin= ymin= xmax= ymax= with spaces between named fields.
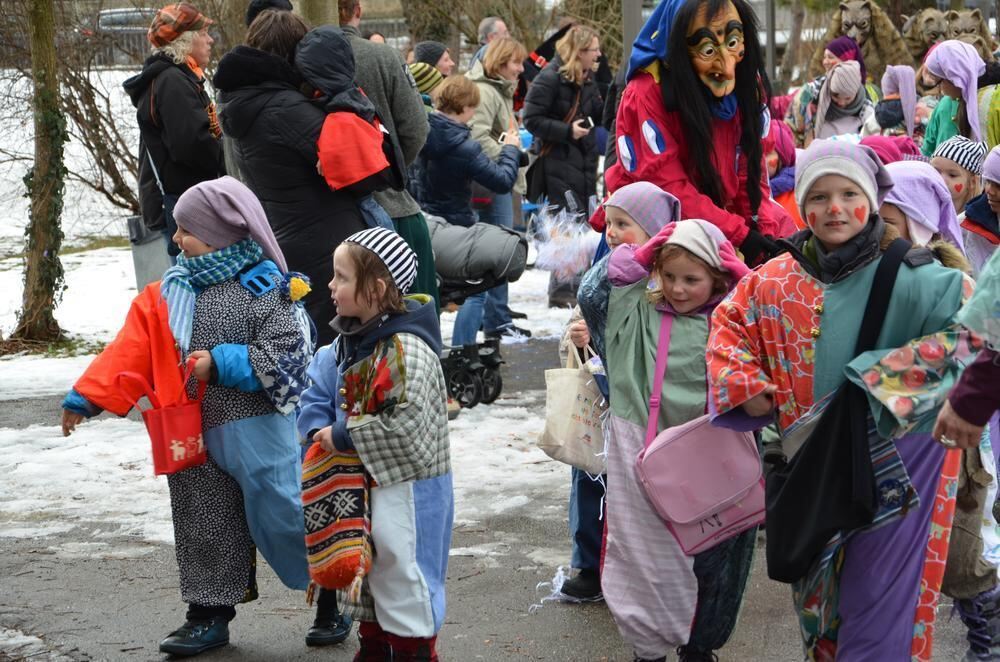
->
xmin=957 ymin=247 xmax=1000 ymax=348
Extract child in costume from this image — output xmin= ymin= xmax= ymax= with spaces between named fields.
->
xmin=296 ymin=227 xmax=453 ymax=660
xmin=60 ymin=176 xmax=313 ymax=657
xmin=879 ymin=159 xmax=965 ymax=252
xmin=708 ymin=139 xmax=973 ymax=660
xmin=765 ymin=118 xmax=801 ymax=229
xmin=812 ymin=61 xmax=875 ymax=142
xmin=931 ymin=136 xmax=987 ymax=224
xmin=557 ymin=181 xmax=677 ymax=602
xmin=961 ymin=145 xmax=1000 ymax=276
xmin=921 ymin=40 xmax=986 ymax=157
xmin=600 ymin=200 xmax=755 ymax=661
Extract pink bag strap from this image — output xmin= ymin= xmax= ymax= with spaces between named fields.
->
xmin=643 ymin=313 xmax=674 ymax=448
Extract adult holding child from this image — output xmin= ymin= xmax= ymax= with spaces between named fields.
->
xmin=214 ymin=10 xmax=366 ymax=348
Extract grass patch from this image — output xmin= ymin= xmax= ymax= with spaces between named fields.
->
xmin=0 ymin=334 xmax=106 ymax=358
xmin=0 ymin=235 xmax=129 ymax=261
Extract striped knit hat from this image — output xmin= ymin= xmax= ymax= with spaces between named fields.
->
xmin=932 ymin=136 xmax=987 ymax=176
xmin=409 ymin=62 xmax=444 ymax=95
xmin=345 ymin=227 xmax=418 ymax=294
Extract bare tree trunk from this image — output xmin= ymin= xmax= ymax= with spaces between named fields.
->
xmin=298 ymin=0 xmax=338 ymax=29
xmin=15 ymin=0 xmax=67 ymax=341
xmin=779 ymin=0 xmax=805 ymax=88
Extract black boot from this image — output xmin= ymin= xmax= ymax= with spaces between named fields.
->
xmin=306 ymin=587 xmax=353 ymax=646
xmin=159 ymin=619 xmax=230 ymax=657
xmin=676 ymin=646 xmax=719 ymax=662
xmin=559 ymin=568 xmax=603 ymax=601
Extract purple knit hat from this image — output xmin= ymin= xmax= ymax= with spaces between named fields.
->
xmin=983 ymin=145 xmax=1000 ymax=184
xmin=173 ymin=176 xmax=288 ymax=271
xmin=883 ymin=160 xmax=963 ymax=250
xmin=795 ymin=139 xmax=895 ymax=221
xmin=603 ymin=181 xmax=681 ymax=238
xmin=827 ymin=35 xmax=866 ymax=83
xmin=925 ymin=40 xmax=986 ymax=142
xmin=881 ymin=65 xmax=916 ymax=137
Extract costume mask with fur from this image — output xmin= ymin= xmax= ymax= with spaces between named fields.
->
xmin=901 ymin=8 xmax=946 ymax=61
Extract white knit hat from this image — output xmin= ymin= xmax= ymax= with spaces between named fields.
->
xmin=345 ymin=227 xmax=418 ymax=294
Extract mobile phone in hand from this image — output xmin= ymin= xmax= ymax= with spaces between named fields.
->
xmin=497 ymin=132 xmax=508 ymax=144
xmin=584 ymin=116 xmax=595 ymax=129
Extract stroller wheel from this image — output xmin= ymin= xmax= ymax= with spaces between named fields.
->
xmin=479 ymin=367 xmax=503 ymax=404
xmin=448 ymin=368 xmax=483 ymax=408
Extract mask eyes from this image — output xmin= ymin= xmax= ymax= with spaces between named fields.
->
xmin=697 ymin=42 xmax=717 ymax=59
xmin=726 ymin=33 xmax=743 ymax=50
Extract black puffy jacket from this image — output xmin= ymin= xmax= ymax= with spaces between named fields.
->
xmin=214 ymin=46 xmax=366 ymax=345
xmin=123 ymin=54 xmax=225 ymax=231
xmin=522 ymin=59 xmax=603 ymax=212
xmin=410 ymin=112 xmax=520 ymax=227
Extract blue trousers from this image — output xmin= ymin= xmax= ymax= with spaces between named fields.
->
xmin=569 ymin=467 xmax=605 ymax=571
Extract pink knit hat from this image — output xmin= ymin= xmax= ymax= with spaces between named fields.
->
xmin=603 ymin=181 xmax=681 ymax=238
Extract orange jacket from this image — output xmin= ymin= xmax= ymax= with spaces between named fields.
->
xmin=74 ymin=282 xmax=185 ymax=416
xmin=774 ymin=190 xmax=804 ymax=231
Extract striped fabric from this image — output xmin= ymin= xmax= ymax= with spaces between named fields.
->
xmin=301 ymin=442 xmax=372 ymax=590
xmin=933 ymin=136 xmax=988 ymax=175
xmin=147 ymin=2 xmax=211 ymax=47
xmin=345 ymin=227 xmax=418 ymax=294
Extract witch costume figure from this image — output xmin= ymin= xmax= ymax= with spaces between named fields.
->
xmin=602 ymin=0 xmax=794 ymax=265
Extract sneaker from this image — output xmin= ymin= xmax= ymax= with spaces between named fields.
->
xmin=509 ymin=309 xmax=528 ymax=319
xmin=559 ymin=568 xmax=603 ymax=601
xmin=159 ymin=618 xmax=230 ymax=657
xmin=446 ymin=397 xmax=461 ymax=420
xmin=485 ymin=325 xmax=532 ymax=340
xmin=305 ymin=612 xmax=353 ymax=647
xmin=676 ymin=646 xmax=719 ymax=662
xmin=957 ymin=584 xmax=1000 ymax=661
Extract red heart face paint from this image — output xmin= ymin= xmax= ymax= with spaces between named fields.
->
xmin=853 ymin=205 xmax=868 ymax=222
xmin=955 ymin=183 xmax=964 ymax=193
xmin=807 ymin=212 xmax=817 ymax=226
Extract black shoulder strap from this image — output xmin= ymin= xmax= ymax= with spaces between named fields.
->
xmin=854 ymin=238 xmax=911 ymax=355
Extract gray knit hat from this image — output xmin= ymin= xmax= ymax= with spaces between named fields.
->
xmin=932 ymin=136 xmax=987 ymax=176
xmin=414 ymin=40 xmax=448 ymax=67
xmin=345 ymin=227 xmax=418 ymax=294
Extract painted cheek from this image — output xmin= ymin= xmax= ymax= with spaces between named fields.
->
xmin=955 ymin=183 xmax=964 ymax=193
xmin=807 ymin=212 xmax=817 ymax=226
xmin=853 ymin=205 xmax=868 ymax=223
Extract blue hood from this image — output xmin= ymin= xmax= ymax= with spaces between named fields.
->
xmin=423 ymin=112 xmax=472 ymax=160
xmin=965 ymin=193 xmax=1000 ymax=239
xmin=333 ymin=294 xmax=443 ymax=367
xmin=627 ymin=0 xmax=686 ymax=80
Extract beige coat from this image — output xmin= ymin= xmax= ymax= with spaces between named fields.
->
xmin=468 ymin=61 xmax=526 ymax=195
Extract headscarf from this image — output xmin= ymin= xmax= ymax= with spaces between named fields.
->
xmin=826 ymin=35 xmax=866 ymax=83
xmin=983 ymin=145 xmax=1000 ymax=184
xmin=173 ymin=176 xmax=287 ymax=272
xmin=880 ymin=65 xmax=916 ymax=137
xmin=815 ymin=61 xmax=865 ymax=137
xmin=626 ymin=0 xmax=685 ymax=79
xmin=147 ymin=3 xmax=211 ymax=47
xmin=883 ymin=160 xmax=964 ymax=250
xmin=603 ymin=181 xmax=682 ymax=238
xmin=860 ymin=135 xmax=904 ymax=165
xmin=925 ymin=40 xmax=987 ymax=142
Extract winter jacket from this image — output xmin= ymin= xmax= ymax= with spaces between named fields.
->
xmin=411 ymin=112 xmax=520 ymax=227
xmin=298 ymin=295 xmax=452 ymax=634
xmin=214 ymin=46 xmax=366 ymax=345
xmin=123 ymin=54 xmax=225 ymax=231
xmin=522 ymin=59 xmax=603 ymax=211
xmin=467 ymin=61 xmax=526 ymax=194
xmin=604 ymin=65 xmax=792 ymax=247
xmin=341 ymin=24 xmax=428 ymax=219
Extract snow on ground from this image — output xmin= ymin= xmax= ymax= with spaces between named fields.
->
xmin=0 ymin=245 xmax=575 ymax=557
xmin=0 ymin=627 xmax=74 ymax=661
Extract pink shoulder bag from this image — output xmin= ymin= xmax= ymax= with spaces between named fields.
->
xmin=634 ymin=313 xmax=765 ymax=556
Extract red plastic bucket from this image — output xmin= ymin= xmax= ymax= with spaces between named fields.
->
xmin=116 ymin=358 xmax=207 ymax=475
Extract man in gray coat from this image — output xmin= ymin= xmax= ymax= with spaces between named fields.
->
xmin=338 ymin=0 xmax=438 ymax=312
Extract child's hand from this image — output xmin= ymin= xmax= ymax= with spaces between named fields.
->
xmin=568 ymin=320 xmax=590 ymax=349
xmin=313 ymin=426 xmax=335 ymax=453
xmin=741 ymin=384 xmax=777 ymax=418
xmin=62 ymin=409 xmax=84 ymax=437
xmin=189 ymin=350 xmax=213 ymax=382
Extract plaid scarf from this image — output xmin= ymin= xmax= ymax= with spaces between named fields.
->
xmin=160 ymin=239 xmax=263 ymax=352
